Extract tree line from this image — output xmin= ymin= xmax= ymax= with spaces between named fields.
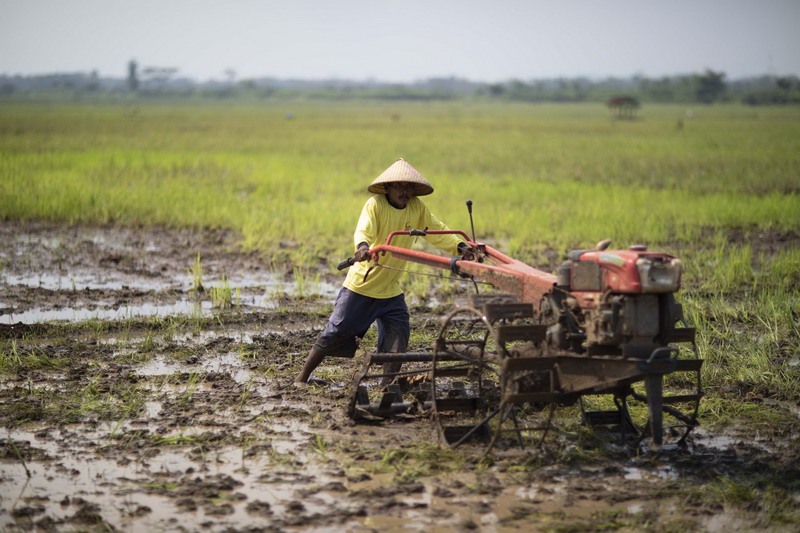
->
xmin=1 ymin=66 xmax=798 ymax=105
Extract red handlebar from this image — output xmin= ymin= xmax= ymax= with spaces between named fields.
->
xmin=383 ymin=229 xmax=471 ymax=246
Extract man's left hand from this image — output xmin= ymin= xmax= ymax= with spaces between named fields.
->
xmin=458 ymin=243 xmax=480 ymax=262
xmin=354 ymin=243 xmax=371 ymax=262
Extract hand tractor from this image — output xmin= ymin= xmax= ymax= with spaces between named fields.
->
xmin=341 ymin=202 xmax=702 ymax=451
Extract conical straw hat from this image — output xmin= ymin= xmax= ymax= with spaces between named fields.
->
xmin=368 ymin=158 xmax=434 ymax=196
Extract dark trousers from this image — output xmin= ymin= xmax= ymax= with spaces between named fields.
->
xmin=313 ymin=287 xmax=410 ymax=357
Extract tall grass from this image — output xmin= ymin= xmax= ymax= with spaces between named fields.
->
xmin=682 ymin=242 xmax=800 ymax=401
xmin=1 ymin=102 xmax=798 ymax=263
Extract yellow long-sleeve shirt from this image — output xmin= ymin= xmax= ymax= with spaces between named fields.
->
xmin=343 ymin=195 xmax=464 ymax=299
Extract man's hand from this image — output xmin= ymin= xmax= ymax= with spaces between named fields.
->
xmin=354 ymin=243 xmax=371 ymax=262
xmin=458 ymin=243 xmax=480 ymax=262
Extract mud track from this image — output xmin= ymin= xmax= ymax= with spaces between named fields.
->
xmin=1 ymin=221 xmax=798 ymax=532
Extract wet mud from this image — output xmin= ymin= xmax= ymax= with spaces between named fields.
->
xmin=1 ymin=221 xmax=798 ymax=532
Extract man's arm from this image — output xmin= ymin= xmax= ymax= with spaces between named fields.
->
xmin=353 ymin=198 xmax=378 ymax=251
xmin=419 ymin=203 xmax=466 ymax=256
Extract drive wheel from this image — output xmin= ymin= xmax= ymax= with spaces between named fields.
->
xmin=431 ymin=306 xmax=501 ymax=446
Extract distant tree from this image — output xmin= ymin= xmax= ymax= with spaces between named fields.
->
xmin=775 ymin=77 xmax=793 ymax=91
xmin=741 ymin=76 xmax=800 ymax=105
xmin=88 ymin=70 xmax=99 ymax=91
xmin=638 ymin=76 xmax=676 ymax=102
xmin=127 ymin=60 xmax=139 ymax=91
xmin=487 ymin=83 xmax=505 ymax=96
xmin=141 ymin=67 xmax=179 ymax=89
xmin=694 ymin=69 xmax=726 ymax=103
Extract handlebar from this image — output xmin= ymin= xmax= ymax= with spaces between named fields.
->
xmin=337 ymin=229 xmax=475 ymax=271
xmin=384 ymin=229 xmax=471 ymax=247
xmin=337 ymin=257 xmax=357 ymax=271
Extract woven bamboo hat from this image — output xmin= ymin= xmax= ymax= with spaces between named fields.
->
xmin=368 ymin=158 xmax=434 ymax=196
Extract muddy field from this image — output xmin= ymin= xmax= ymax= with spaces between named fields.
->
xmin=1 ymin=220 xmax=798 ymax=532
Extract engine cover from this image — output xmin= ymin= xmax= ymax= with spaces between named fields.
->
xmin=565 ymin=248 xmax=682 ymax=294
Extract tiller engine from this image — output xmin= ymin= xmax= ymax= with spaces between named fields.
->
xmin=343 ymin=207 xmax=702 ymax=451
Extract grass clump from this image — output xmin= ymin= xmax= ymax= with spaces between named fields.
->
xmin=187 ymin=252 xmax=204 ymax=293
xmin=209 ymin=274 xmax=235 ymax=309
xmin=681 ymin=241 xmax=800 ymax=401
xmin=0 ymin=340 xmax=69 ymax=373
xmin=662 ymin=476 xmax=800 ymax=527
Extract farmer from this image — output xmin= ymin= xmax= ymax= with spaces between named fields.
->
xmin=294 ymin=158 xmax=473 ymax=386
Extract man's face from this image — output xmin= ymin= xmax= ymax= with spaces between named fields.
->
xmin=386 ymin=182 xmax=414 ymax=208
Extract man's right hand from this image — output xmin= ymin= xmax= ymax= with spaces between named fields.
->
xmin=458 ymin=243 xmax=480 ymax=262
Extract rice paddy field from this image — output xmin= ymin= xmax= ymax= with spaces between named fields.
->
xmin=1 ymin=100 xmax=799 ymax=532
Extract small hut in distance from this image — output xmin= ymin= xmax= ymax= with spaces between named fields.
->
xmin=607 ymin=96 xmax=640 ymax=119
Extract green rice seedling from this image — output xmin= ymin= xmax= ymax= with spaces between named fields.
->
xmin=235 ymin=379 xmax=253 ymax=412
xmin=151 ymin=434 xmax=207 ymax=446
xmin=179 ymin=371 xmax=204 ymax=406
xmin=187 ymin=252 xmax=204 ymax=293
xmin=210 ymin=274 xmax=233 ymax=309
xmin=679 ymin=239 xmax=800 ymax=400
xmin=311 ymin=434 xmax=330 ymax=456
xmin=109 ymin=395 xmax=147 ymax=438
xmin=374 ymin=447 xmax=429 ymax=482
xmin=85 ymin=317 xmax=111 ymax=339
xmin=257 ymin=364 xmax=279 ymax=380
xmin=709 ymin=236 xmax=754 ymax=293
xmin=141 ymin=329 xmax=158 ymax=353
xmin=261 ymin=445 xmax=298 ymax=467
xmin=666 ymin=476 xmax=800 ymax=526
xmin=0 ymin=340 xmax=23 ymax=372
xmin=6 ymin=438 xmax=32 ymax=478
xmin=0 ymin=342 xmax=67 ymax=373
xmin=405 ymin=442 xmax=466 ymax=474
xmin=376 ymin=448 xmax=408 ymax=473
xmin=189 ymin=303 xmax=208 ymax=333
xmin=292 ymin=266 xmax=320 ymax=299
xmin=157 ymin=316 xmax=181 ymax=342
xmin=236 ymin=345 xmax=260 ymax=361
xmin=761 ymin=247 xmax=800 ymax=290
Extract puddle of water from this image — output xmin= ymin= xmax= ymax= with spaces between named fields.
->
xmin=623 ymin=465 xmax=678 ymax=481
xmin=2 ymin=418 xmax=774 ymax=532
xmin=169 ymin=325 xmax=317 ymax=347
xmin=0 ymin=424 xmax=345 ymax=532
xmin=2 ymin=269 xmax=339 ymax=296
xmin=703 ymin=511 xmax=752 ymax=532
xmin=136 ymin=358 xmax=186 ymax=378
xmin=2 ymin=272 xmax=175 ymax=292
xmin=135 ymin=352 xmax=256 ymax=385
xmin=1 ymin=284 xmax=338 ymax=325
xmin=143 ymin=401 xmax=162 ymax=418
xmin=0 ymin=300 xmax=214 ymax=325
xmin=268 ymin=421 xmax=315 ymax=455
xmin=201 ymin=353 xmax=253 ymax=384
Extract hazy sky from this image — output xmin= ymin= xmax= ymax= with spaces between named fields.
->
xmin=2 ymin=0 xmax=798 ymax=82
